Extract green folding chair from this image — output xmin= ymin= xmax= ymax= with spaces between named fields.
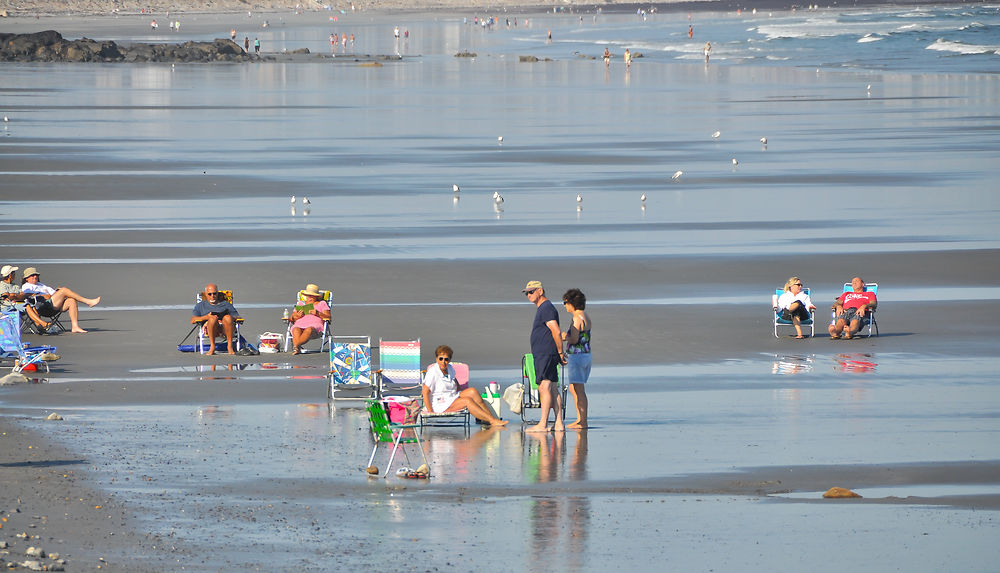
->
xmin=365 ymin=398 xmax=429 ymax=478
xmin=520 ymin=353 xmax=566 ymax=423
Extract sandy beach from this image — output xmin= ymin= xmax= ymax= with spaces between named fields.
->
xmin=2 ymin=3 xmax=1000 ymax=571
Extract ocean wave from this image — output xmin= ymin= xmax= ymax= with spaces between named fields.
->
xmin=958 ymin=22 xmax=987 ymax=30
xmin=925 ymin=38 xmax=1000 ymax=55
xmin=858 ymin=33 xmax=883 ymax=43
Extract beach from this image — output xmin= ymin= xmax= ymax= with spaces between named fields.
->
xmin=2 ymin=4 xmax=1000 ymax=571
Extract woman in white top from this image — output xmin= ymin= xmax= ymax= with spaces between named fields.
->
xmin=777 ymin=276 xmax=816 ymax=339
xmin=421 ymin=345 xmax=507 ymax=426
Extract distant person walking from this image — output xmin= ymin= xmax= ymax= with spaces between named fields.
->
xmin=704 ymin=41 xmax=711 ymax=63
xmin=231 ymin=28 xmax=237 ymax=42
xmin=244 ymin=36 xmax=249 ymax=52
xmin=688 ymin=25 xmax=694 ymax=38
xmin=254 ymin=37 xmax=260 ymax=54
xmin=394 ymin=26 xmax=400 ymax=39
xmin=624 ymin=48 xmax=631 ymax=70
xmin=603 ymin=47 xmax=610 ymax=67
xmin=523 ymin=280 xmax=565 ymax=433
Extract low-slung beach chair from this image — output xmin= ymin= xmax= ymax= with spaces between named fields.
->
xmin=520 ymin=353 xmax=566 ymax=423
xmin=419 ymin=361 xmax=472 ymax=428
xmin=365 ymin=398 xmax=430 ymax=479
xmin=376 ymin=339 xmax=422 ymax=398
xmin=178 ymin=289 xmax=246 ymax=354
xmin=283 ymin=288 xmax=332 ymax=353
xmin=772 ymin=287 xmax=816 ymax=338
xmin=1 ymin=311 xmax=58 ymax=373
xmin=18 ymin=295 xmax=67 ymax=335
xmin=328 ymin=335 xmax=375 ymax=401
xmin=840 ymin=282 xmax=879 ymax=337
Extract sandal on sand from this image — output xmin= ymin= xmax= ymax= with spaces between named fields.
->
xmin=830 ymin=335 xmax=841 ymax=340
xmin=795 ymin=335 xmax=805 ymax=339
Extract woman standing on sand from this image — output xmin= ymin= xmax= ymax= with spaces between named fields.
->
xmin=561 ymin=288 xmax=591 ymax=429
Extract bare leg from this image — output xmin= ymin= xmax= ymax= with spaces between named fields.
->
xmin=222 ymin=314 xmax=235 ymax=354
xmin=829 ymin=318 xmax=846 ymax=339
xmin=204 ymin=316 xmax=220 ymax=354
xmin=566 ymin=383 xmax=588 ymax=429
xmin=789 ymin=302 xmax=804 ymax=337
xmin=458 ymin=388 xmax=508 ymax=426
xmin=23 ymin=305 xmax=48 ymax=328
xmin=291 ymin=326 xmax=314 ymax=354
xmin=844 ymin=318 xmax=861 ymax=339
xmin=526 ymin=379 xmax=555 ymax=433
xmin=552 ymin=381 xmax=564 ymax=432
xmin=59 ymin=298 xmax=85 ymax=333
xmin=49 ymin=287 xmax=100 ymax=309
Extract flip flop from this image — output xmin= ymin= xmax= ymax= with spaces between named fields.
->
xmin=795 ymin=335 xmax=805 ymax=339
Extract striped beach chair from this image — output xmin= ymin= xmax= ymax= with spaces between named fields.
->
xmin=376 ymin=339 xmax=422 ymax=398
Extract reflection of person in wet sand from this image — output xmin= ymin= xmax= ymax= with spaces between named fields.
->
xmin=421 ymin=345 xmax=507 ymax=426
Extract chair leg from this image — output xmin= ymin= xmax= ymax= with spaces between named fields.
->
xmin=367 ymin=442 xmax=380 ymax=470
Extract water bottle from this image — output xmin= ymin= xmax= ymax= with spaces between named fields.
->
xmin=282 ymin=308 xmax=290 ymax=320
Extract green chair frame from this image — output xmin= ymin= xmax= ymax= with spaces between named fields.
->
xmin=365 ymin=398 xmax=429 ymax=478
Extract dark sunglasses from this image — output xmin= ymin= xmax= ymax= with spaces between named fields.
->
xmin=206 ymin=292 xmax=219 ymax=297
xmin=524 ymin=289 xmax=537 ymax=296
xmin=437 ymin=356 xmax=451 ymax=362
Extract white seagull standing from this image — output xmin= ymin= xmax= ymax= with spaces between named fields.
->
xmin=640 ymin=193 xmax=646 ymax=202
xmin=453 ymin=184 xmax=460 ymax=193
xmin=712 ymin=130 xmax=721 ymax=139
xmin=732 ymin=158 xmax=739 ymax=167
xmin=671 ymin=170 xmax=683 ymax=180
xmin=2 ymin=116 xmax=7 ymax=123
xmin=576 ymin=193 xmax=583 ymax=203
xmin=302 ymin=196 xmax=311 ymax=205
xmin=759 ymin=137 xmax=767 ymax=145
xmin=497 ymin=136 xmax=503 ymax=145
xmin=493 ymin=191 xmax=504 ymax=205
xmin=290 ymin=195 xmax=296 ymax=204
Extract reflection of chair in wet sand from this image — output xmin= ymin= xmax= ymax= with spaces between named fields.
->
xmin=419 ymin=361 xmax=472 ymax=428
xmin=375 ymin=339 xmax=422 ymax=397
xmin=1 ymin=311 xmax=58 ymax=373
xmin=328 ymin=335 xmax=374 ymax=401
xmin=520 ymin=353 xmax=566 ymax=423
xmin=364 ymin=398 xmax=429 ymax=478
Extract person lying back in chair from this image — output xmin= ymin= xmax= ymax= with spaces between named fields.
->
xmin=1 ymin=264 xmax=50 ymax=332
xmin=828 ymin=276 xmax=877 ymax=340
xmin=20 ymin=266 xmax=101 ymax=333
xmin=191 ymin=283 xmax=241 ymax=355
xmin=421 ymin=345 xmax=507 ymax=427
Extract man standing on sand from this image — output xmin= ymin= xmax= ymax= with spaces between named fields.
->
xmin=523 ymin=280 xmax=566 ymax=433
xmin=191 ymin=283 xmax=240 ymax=355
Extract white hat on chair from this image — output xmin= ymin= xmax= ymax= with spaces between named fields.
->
xmin=0 ymin=265 xmax=17 ymax=277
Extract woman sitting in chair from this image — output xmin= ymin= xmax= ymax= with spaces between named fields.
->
xmin=778 ymin=276 xmax=816 ymax=339
xmin=288 ymin=283 xmax=330 ymax=355
xmin=421 ymin=345 xmax=507 ymax=426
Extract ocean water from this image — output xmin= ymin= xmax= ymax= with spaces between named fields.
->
xmin=2 ymin=6 xmax=999 ymax=263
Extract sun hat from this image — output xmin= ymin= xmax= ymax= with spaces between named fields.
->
xmin=522 ymin=280 xmax=543 ymax=292
xmin=303 ymin=283 xmax=323 ymax=297
xmin=22 ymin=267 xmax=39 ymax=278
xmin=0 ymin=265 xmax=17 ymax=277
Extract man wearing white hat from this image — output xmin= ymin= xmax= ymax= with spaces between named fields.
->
xmin=21 ymin=267 xmax=102 ymax=333
xmin=1 ymin=265 xmax=49 ymax=332
xmin=523 ymin=280 xmax=566 ymax=433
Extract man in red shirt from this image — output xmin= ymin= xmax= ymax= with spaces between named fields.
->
xmin=829 ymin=276 xmax=877 ymax=339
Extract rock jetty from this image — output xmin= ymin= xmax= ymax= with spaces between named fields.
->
xmin=0 ymin=30 xmax=251 ymax=62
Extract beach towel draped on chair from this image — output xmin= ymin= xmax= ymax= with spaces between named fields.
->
xmin=328 ymin=335 xmax=375 ymax=401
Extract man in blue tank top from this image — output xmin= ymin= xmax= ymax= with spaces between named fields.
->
xmin=523 ymin=280 xmax=565 ymax=432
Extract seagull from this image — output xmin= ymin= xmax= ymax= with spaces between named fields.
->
xmin=2 ymin=116 xmax=7 ymax=123
xmin=671 ymin=170 xmax=683 ymax=180
xmin=453 ymin=184 xmax=460 ymax=193
xmin=866 ymin=84 xmax=871 ymax=92
xmin=302 ymin=196 xmax=310 ymax=205
xmin=640 ymin=193 xmax=646 ymax=202
xmin=712 ymin=131 xmax=721 ymax=139
xmin=732 ymin=158 xmax=739 ymax=166
xmin=290 ymin=195 xmax=296 ymax=204
xmin=493 ymin=191 xmax=504 ymax=205
xmin=497 ymin=136 xmax=503 ymax=145
xmin=576 ymin=193 xmax=583 ymax=203
xmin=759 ymin=137 xmax=767 ymax=145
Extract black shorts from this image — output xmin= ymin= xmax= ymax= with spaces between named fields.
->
xmin=534 ymin=353 xmax=560 ymax=384
xmin=781 ymin=305 xmax=811 ymax=321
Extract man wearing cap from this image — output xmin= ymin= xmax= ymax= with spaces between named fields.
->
xmin=20 ymin=267 xmax=102 ymax=334
xmin=1 ymin=265 xmax=48 ymax=331
xmin=523 ymin=280 xmax=566 ymax=432
xmin=191 ymin=283 xmax=241 ymax=355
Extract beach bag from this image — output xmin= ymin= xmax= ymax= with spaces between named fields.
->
xmin=384 ymin=396 xmax=421 ymax=424
xmin=503 ymin=383 xmax=524 ymax=414
xmin=258 ymin=332 xmax=283 ymax=353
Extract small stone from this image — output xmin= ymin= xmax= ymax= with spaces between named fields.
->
xmin=823 ymin=486 xmax=862 ymax=498
xmin=47 ymin=552 xmax=59 ymax=560
xmin=0 ymin=540 xmax=7 ymax=548
xmin=48 ymin=564 xmax=65 ymax=572
xmin=25 ymin=547 xmax=45 ymax=558
xmin=366 ymin=465 xmax=379 ymax=475
xmin=45 ymin=413 xmax=63 ymax=421
xmin=20 ymin=560 xmax=43 ymax=571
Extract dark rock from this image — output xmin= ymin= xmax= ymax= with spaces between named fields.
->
xmin=0 ymin=30 xmax=251 ymax=63
xmin=454 ymin=51 xmax=477 ymax=58
xmin=519 ymin=55 xmax=539 ymax=62
xmin=289 ymin=47 xmax=310 ymax=54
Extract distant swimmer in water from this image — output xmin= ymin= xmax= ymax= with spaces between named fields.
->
xmin=603 ymin=47 xmax=610 ymax=67
xmin=624 ymin=48 xmax=631 ymax=70
xmin=688 ymin=25 xmax=694 ymax=38
xmin=704 ymin=41 xmax=712 ymax=63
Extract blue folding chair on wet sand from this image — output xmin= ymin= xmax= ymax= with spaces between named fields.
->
xmin=1 ymin=311 xmax=58 ymax=373
xmin=772 ymin=287 xmax=816 ymax=338
xmin=840 ymin=281 xmax=879 ymax=337
xmin=328 ymin=335 xmax=375 ymax=402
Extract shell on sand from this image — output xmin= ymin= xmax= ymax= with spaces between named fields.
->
xmin=366 ymin=465 xmax=379 ymax=475
xmin=823 ymin=486 xmax=862 ymax=498
xmin=45 ymin=413 xmax=64 ymax=421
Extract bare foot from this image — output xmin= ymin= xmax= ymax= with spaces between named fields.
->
xmin=525 ymin=423 xmax=549 ymax=433
xmin=554 ymin=422 xmax=565 ymax=432
xmin=567 ymin=421 xmax=587 ymax=429
xmin=71 ymin=327 xmax=87 ymax=333
xmin=86 ymin=296 xmax=101 ymax=308
xmin=490 ymin=419 xmax=509 ymax=426
xmin=227 ymin=348 xmax=236 ymax=355
xmin=206 ymin=349 xmax=215 ymax=355
xmin=292 ymin=347 xmax=301 ymax=355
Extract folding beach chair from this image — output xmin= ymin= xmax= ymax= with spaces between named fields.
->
xmin=375 ymin=339 xmax=423 ymax=398
xmin=365 ymin=398 xmax=430 ymax=478
xmin=283 ymin=288 xmax=332 ymax=353
xmin=1 ymin=311 xmax=58 ymax=373
xmin=178 ymin=289 xmax=246 ymax=354
xmin=840 ymin=282 xmax=879 ymax=337
xmin=772 ymin=287 xmax=816 ymax=338
xmin=19 ymin=295 xmax=67 ymax=335
xmin=328 ymin=335 xmax=375 ymax=401
xmin=419 ymin=361 xmax=472 ymax=428
xmin=520 ymin=353 xmax=566 ymax=423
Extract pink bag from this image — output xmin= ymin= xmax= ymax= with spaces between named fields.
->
xmin=384 ymin=397 xmax=421 ymax=424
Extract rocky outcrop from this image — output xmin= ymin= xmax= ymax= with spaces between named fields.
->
xmin=0 ymin=30 xmax=251 ymax=62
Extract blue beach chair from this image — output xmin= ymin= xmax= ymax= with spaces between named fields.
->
xmin=772 ymin=287 xmax=815 ymax=338
xmin=1 ymin=311 xmax=58 ymax=373
xmin=840 ymin=282 xmax=879 ymax=337
xmin=328 ymin=335 xmax=375 ymax=401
